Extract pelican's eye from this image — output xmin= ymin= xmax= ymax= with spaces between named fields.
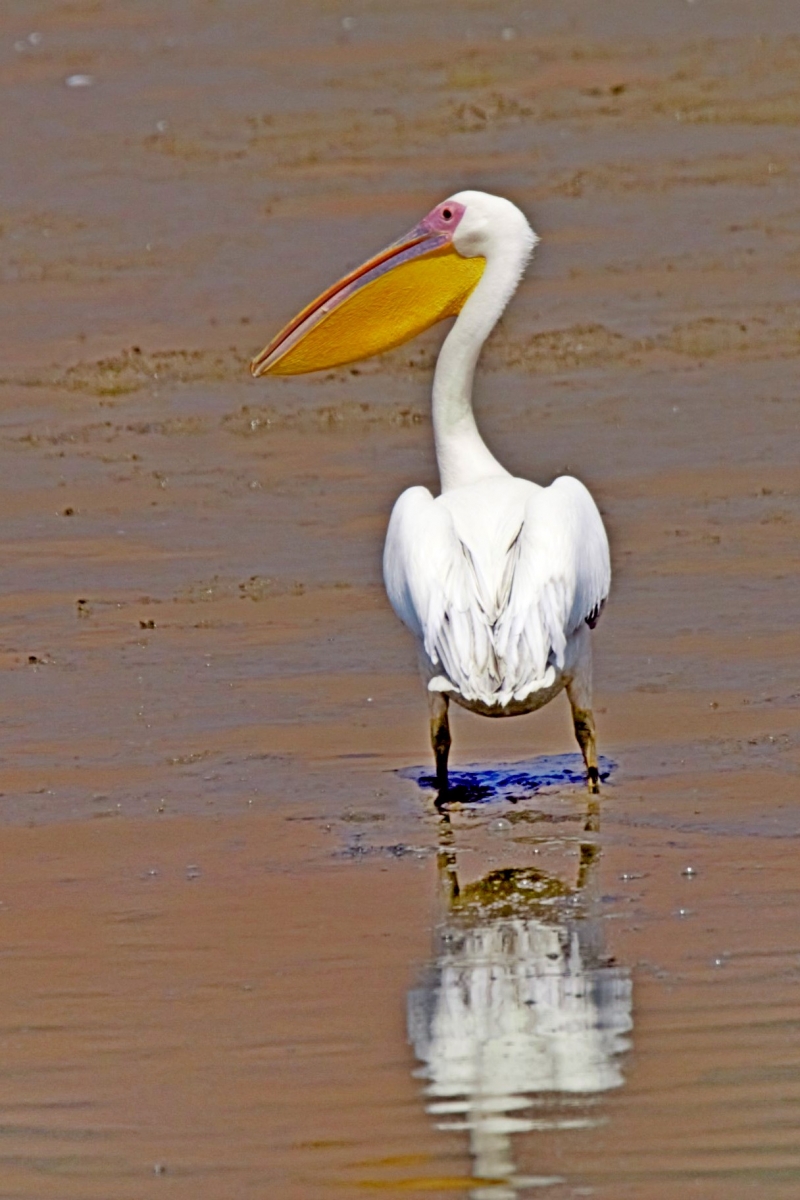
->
xmin=441 ymin=207 xmax=453 ymax=221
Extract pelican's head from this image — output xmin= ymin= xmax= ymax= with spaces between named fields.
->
xmin=250 ymin=190 xmax=536 ymax=377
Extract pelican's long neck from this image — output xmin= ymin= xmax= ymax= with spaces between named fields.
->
xmin=432 ymin=235 xmax=532 ymax=493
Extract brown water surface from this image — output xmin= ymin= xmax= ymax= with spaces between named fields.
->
xmin=0 ymin=0 xmax=799 ymax=1196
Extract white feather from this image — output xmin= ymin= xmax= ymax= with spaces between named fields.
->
xmin=384 ymin=474 xmax=609 ymax=709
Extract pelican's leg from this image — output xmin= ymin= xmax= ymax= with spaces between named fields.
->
xmin=566 ymin=632 xmax=600 ymax=795
xmin=428 ymin=691 xmax=451 ymax=801
xmin=571 ymin=704 xmax=599 ymax=794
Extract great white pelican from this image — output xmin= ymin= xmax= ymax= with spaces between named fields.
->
xmin=251 ymin=191 xmax=610 ymax=798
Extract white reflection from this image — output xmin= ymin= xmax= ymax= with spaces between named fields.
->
xmin=408 ymin=830 xmax=632 ymax=1198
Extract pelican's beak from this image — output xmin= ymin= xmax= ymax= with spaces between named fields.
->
xmin=250 ymin=202 xmax=485 ymax=377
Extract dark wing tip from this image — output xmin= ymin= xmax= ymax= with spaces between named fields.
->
xmin=585 ymin=598 xmax=606 ymax=630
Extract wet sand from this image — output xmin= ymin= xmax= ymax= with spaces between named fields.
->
xmin=0 ymin=0 xmax=799 ymax=1196
xmin=2 ymin=812 xmax=800 ymax=1198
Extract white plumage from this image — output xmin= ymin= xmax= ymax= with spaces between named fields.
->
xmin=384 ymin=474 xmax=609 ymax=710
xmin=381 ymin=191 xmax=610 ymax=793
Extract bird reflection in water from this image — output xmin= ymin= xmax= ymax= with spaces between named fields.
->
xmin=407 ymin=810 xmax=632 ymax=1198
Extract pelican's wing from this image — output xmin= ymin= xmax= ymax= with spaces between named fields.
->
xmin=383 ymin=477 xmax=610 ymax=706
xmin=383 ymin=486 xmax=498 ymax=699
xmin=493 ymin=476 xmax=610 ymax=699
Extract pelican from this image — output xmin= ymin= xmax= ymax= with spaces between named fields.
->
xmin=251 ymin=191 xmax=610 ymax=797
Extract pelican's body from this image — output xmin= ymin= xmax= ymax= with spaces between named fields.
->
xmin=252 ymin=191 xmax=610 ymax=795
xmin=385 ymin=471 xmax=606 ymax=719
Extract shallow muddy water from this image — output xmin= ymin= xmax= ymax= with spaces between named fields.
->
xmin=0 ymin=0 xmax=798 ymax=1196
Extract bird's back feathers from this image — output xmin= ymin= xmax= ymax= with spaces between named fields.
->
xmin=383 ymin=474 xmax=609 ymax=708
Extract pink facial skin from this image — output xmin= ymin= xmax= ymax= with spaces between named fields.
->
xmin=403 ymin=199 xmax=468 ymax=244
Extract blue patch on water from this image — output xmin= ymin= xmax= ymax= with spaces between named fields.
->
xmin=399 ymin=753 xmax=616 ymax=805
